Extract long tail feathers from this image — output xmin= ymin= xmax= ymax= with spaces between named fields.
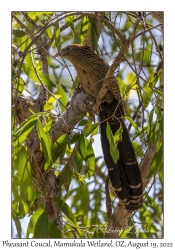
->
xmin=100 ymin=101 xmax=143 ymax=211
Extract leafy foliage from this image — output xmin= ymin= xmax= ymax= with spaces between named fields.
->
xmin=106 ymin=122 xmax=122 ymax=163
xmin=12 ymin=12 xmax=163 ymax=238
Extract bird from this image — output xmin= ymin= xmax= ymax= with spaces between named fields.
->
xmin=54 ymin=44 xmax=143 ymax=211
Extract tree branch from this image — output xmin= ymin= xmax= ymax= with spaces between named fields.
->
xmin=151 ymin=12 xmax=163 ymax=24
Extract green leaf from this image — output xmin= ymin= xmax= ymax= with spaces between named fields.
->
xmin=155 ymin=105 xmax=162 ymax=122
xmin=12 ymin=109 xmax=16 ymax=131
xmin=72 ymin=149 xmax=83 ymax=173
xmin=44 ymin=103 xmax=54 ymax=111
xmin=37 ymin=120 xmax=52 ymax=170
xmin=80 ymin=16 xmax=89 ymax=43
xmin=106 ymin=123 xmax=121 ymax=164
xmin=147 ymin=109 xmax=154 ymax=136
xmin=78 ymin=119 xmax=91 ymax=127
xmin=159 ymin=170 xmax=163 ymax=186
xmin=106 ymin=122 xmax=115 ymax=147
xmin=57 ymin=84 xmax=68 ymax=112
xmin=69 ymin=117 xmax=82 ymax=126
xmin=45 ymin=26 xmax=53 ymax=39
xmin=13 ymin=77 xmax=25 ymax=95
xmin=34 ymin=210 xmax=48 ymax=238
xmin=48 ymin=221 xmax=63 ymax=238
xmin=85 ymin=142 xmax=95 ymax=178
xmin=126 ymin=72 xmax=137 ymax=86
xmin=12 ymin=200 xmax=18 ymax=216
xmin=63 ymin=163 xmax=72 ymax=193
xmin=13 ymin=30 xmax=27 ymax=38
xmin=27 ymin=12 xmax=49 ymax=20
xmin=80 ymin=16 xmax=89 ymax=35
xmin=17 ymin=146 xmax=29 ymax=184
xmin=110 ymin=144 xmax=119 ymax=164
xmin=12 ymin=115 xmax=38 ymax=145
xmin=80 ymin=134 xmax=88 ymax=158
xmin=70 ymin=184 xmax=89 ymax=212
xmin=51 ymin=133 xmax=68 ymax=163
xmin=18 ymin=200 xmax=29 ymax=218
xmin=113 ymin=125 xmax=123 ymax=144
xmin=132 ymin=125 xmax=148 ymax=140
xmin=74 ymin=172 xmax=86 ymax=184
xmin=15 ymin=33 xmax=32 ymax=53
xmin=66 ymin=16 xmax=75 ymax=36
xmin=27 ymin=207 xmax=48 ymax=238
xmin=154 ymin=88 xmax=163 ymax=97
xmin=27 ymin=185 xmax=35 ymax=202
xmin=83 ymin=122 xmax=99 ymax=137
xmin=55 ymin=199 xmax=73 ymax=219
xmin=70 ymin=133 xmax=80 ymax=144
xmin=22 ymin=63 xmax=56 ymax=88
xmin=55 ymin=23 xmax=61 ymax=50
xmin=44 ymin=95 xmax=61 ymax=111
xmin=146 ymin=196 xmax=161 ymax=219
xmin=91 ymin=125 xmax=99 ymax=136
xmin=55 ymin=197 xmax=82 ymax=236
xmin=147 ymin=145 xmax=163 ymax=178
xmin=142 ymin=74 xmax=159 ymax=108
xmin=124 ymin=116 xmax=140 ymax=133
xmin=43 ymin=119 xmax=53 ymax=133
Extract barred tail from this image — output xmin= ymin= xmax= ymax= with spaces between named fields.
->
xmin=100 ymin=100 xmax=143 ymax=211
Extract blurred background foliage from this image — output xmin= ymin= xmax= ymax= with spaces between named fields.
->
xmin=12 ymin=12 xmax=163 ymax=238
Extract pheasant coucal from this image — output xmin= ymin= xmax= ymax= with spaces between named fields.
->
xmin=55 ymin=44 xmax=143 ymax=211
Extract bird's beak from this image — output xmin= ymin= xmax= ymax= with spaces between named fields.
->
xmin=54 ymin=52 xmax=61 ymax=57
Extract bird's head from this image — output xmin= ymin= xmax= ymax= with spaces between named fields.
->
xmin=54 ymin=44 xmax=93 ymax=63
xmin=54 ymin=44 xmax=109 ymax=75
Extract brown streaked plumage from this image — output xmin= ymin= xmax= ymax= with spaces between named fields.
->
xmin=55 ymin=44 xmax=143 ymax=211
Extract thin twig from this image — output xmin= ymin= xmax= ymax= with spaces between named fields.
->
xmin=21 ymin=11 xmax=39 ymax=30
xmin=12 ymin=13 xmax=32 ymax=35
xmin=30 ymin=47 xmax=67 ymax=109
xmin=47 ymin=15 xmax=83 ymax=49
xmin=128 ymin=101 xmax=143 ymax=132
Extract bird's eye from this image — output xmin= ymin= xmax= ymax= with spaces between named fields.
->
xmin=66 ymin=47 xmax=70 ymax=51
